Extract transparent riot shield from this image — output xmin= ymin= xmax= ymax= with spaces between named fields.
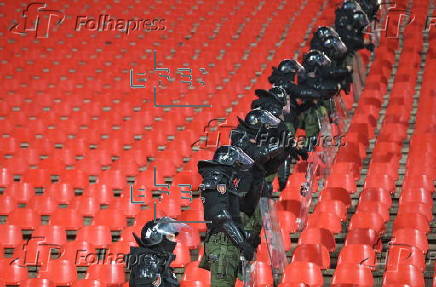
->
xmin=241 ymin=257 xmax=256 ymax=287
xmin=332 ymin=94 xmax=352 ymax=135
xmin=352 ymin=53 xmax=366 ymax=100
xmin=317 ymin=114 xmax=336 ymax=182
xmin=259 ymin=198 xmax=288 ymax=283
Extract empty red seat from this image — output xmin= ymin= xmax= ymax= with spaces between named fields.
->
xmin=47 ymin=182 xmax=74 ymax=205
xmin=313 ymin=200 xmax=348 ymax=221
xmin=29 ymin=195 xmax=58 ymax=216
xmin=356 ymin=201 xmax=390 ymax=222
xmin=71 ymin=279 xmax=104 ymax=287
xmin=8 ymin=208 xmax=40 ymax=230
xmin=391 ymin=229 xmax=428 ymax=254
xmin=319 ymin=187 xmax=351 ymax=208
xmin=393 ymin=213 xmax=429 ymax=233
xmin=7 ymin=182 xmax=34 ymax=204
xmin=177 ymin=228 xmax=201 ymax=250
xmin=86 ymin=183 xmax=115 ymax=205
xmin=281 ymin=262 xmax=323 ymax=287
xmin=61 ymin=241 xmax=97 ymax=267
xmin=93 ymin=208 xmax=127 ymax=231
xmin=22 ymin=169 xmax=52 ymax=188
xmin=386 ymin=245 xmax=425 ymax=272
xmin=359 ymin=187 xmax=392 ymax=209
xmin=0 ymin=258 xmax=28 ymax=284
xmin=399 ymin=188 xmax=433 ymax=208
xmin=349 ymin=212 xmax=385 ymax=235
xmin=33 ymin=225 xmax=67 ymax=246
xmin=397 ymin=202 xmax=432 ymax=223
xmin=291 ymin=244 xmax=330 ymax=269
xmin=50 ymin=208 xmax=83 ymax=230
xmin=298 ymin=228 xmax=336 ymax=252
xmin=97 ymin=169 xmax=126 ymax=190
xmin=326 ymin=173 xmax=356 ymax=194
xmin=76 ymin=225 xmax=112 ymax=248
xmin=0 ymin=195 xmax=16 ymax=215
xmin=307 ymin=212 xmax=342 ymax=234
xmin=182 ymin=261 xmax=210 ymax=283
xmin=382 ymin=264 xmax=425 ymax=287
xmin=72 ymin=196 xmax=101 ymax=217
xmin=22 ymin=278 xmax=55 ymax=287
xmin=110 ymin=194 xmax=141 ymax=217
xmin=345 ymin=228 xmax=382 ymax=252
xmin=87 ymin=261 xmax=126 ymax=285
xmin=38 ymin=259 xmax=77 ymax=286
xmin=332 ymin=263 xmax=373 ymax=286
xmin=170 ymin=242 xmax=191 ymax=268
xmin=0 ymin=224 xmax=22 ymax=248
xmin=337 ymin=244 xmax=376 ymax=269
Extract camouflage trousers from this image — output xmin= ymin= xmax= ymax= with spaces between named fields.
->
xmin=199 ymin=232 xmax=241 ymax=287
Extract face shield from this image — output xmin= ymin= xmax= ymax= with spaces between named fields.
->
xmin=233 ymin=147 xmax=255 ymax=171
xmin=324 ymin=37 xmax=348 ymax=59
xmin=154 ymin=217 xmax=189 ymax=236
xmin=353 ymin=11 xmax=370 ymax=28
xmin=213 ymin=145 xmax=254 ymax=171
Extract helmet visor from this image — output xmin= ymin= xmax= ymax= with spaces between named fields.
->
xmin=233 ymin=146 xmax=255 ymax=171
xmin=155 ymin=217 xmax=189 ymax=236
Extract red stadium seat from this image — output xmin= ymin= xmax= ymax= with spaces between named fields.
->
xmin=86 ymin=183 xmax=115 ymax=205
xmin=87 ymin=261 xmax=126 ymax=285
xmin=281 ymin=262 xmax=323 ymax=287
xmin=29 ymin=195 xmax=58 ymax=216
xmin=393 ymin=213 xmax=430 ymax=233
xmin=307 ymin=212 xmax=342 ymax=234
xmin=47 ymin=182 xmax=74 ymax=205
xmin=38 ymin=259 xmax=77 ymax=286
xmin=93 ymin=208 xmax=127 ymax=231
xmin=382 ymin=264 xmax=425 ymax=287
xmin=8 ymin=208 xmax=40 ymax=230
xmin=359 ymin=188 xmax=392 ymax=208
xmin=0 ymin=258 xmax=28 ymax=284
xmin=22 ymin=278 xmax=55 ymax=287
xmin=349 ymin=212 xmax=385 ymax=234
xmin=298 ymin=228 xmax=336 ymax=252
xmin=291 ymin=244 xmax=330 ymax=270
xmin=345 ymin=228 xmax=382 ymax=252
xmin=319 ymin=187 xmax=351 ymax=208
xmin=182 ymin=261 xmax=210 ymax=283
xmin=313 ymin=200 xmax=348 ymax=221
xmin=356 ymin=201 xmax=390 ymax=222
xmin=72 ymin=279 xmax=104 ymax=287
xmin=337 ymin=244 xmax=376 ymax=269
xmin=170 ymin=242 xmax=192 ymax=268
xmin=0 ymin=195 xmax=16 ymax=215
xmin=397 ymin=202 xmax=433 ymax=223
xmin=72 ymin=196 xmax=101 ymax=217
xmin=61 ymin=241 xmax=97 ymax=267
xmin=0 ymin=224 xmax=22 ymax=248
xmin=386 ymin=245 xmax=426 ymax=272
xmin=76 ymin=225 xmax=112 ymax=249
xmin=50 ymin=208 xmax=83 ymax=230
xmin=33 ymin=225 xmax=67 ymax=246
xmin=331 ymin=263 xmax=373 ymax=286
xmin=391 ymin=229 xmax=428 ymax=254
xmin=7 ymin=182 xmax=34 ymax=204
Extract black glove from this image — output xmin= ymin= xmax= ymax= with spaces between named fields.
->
xmin=287 ymin=146 xmax=308 ymax=161
xmin=245 ymin=231 xmax=261 ymax=250
xmin=296 ymin=147 xmax=309 ymax=160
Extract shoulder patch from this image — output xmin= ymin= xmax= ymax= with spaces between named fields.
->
xmin=217 ymin=184 xmax=227 ymax=194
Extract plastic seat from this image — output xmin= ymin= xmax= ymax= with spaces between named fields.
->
xmin=61 ymin=169 xmax=90 ymax=190
xmin=393 ymin=213 xmax=429 ymax=233
xmin=326 ymin=173 xmax=356 ymax=194
xmin=0 ymin=258 xmax=28 ymax=284
xmin=345 ymin=228 xmax=382 ymax=252
xmin=47 ymin=182 xmax=74 ymax=205
xmin=38 ymin=259 xmax=77 ymax=286
xmin=0 ymin=224 xmax=22 ymax=248
xmin=86 ymin=183 xmax=115 ymax=205
xmin=291 ymin=244 xmax=330 ymax=270
xmin=359 ymin=187 xmax=392 ymax=209
xmin=331 ymin=263 xmax=373 ymax=287
xmin=22 ymin=169 xmax=52 ymax=188
xmin=29 ymin=195 xmax=58 ymax=216
xmin=319 ymin=187 xmax=351 ymax=208
xmin=397 ymin=202 xmax=433 ymax=223
xmin=178 ymin=209 xmax=207 ymax=233
xmin=307 ymin=212 xmax=342 ymax=234
xmin=391 ymin=229 xmax=428 ymax=254
xmin=298 ymin=228 xmax=336 ymax=252
xmin=356 ymin=201 xmax=390 ymax=222
xmin=252 ymin=261 xmax=274 ymax=286
xmin=281 ymin=262 xmax=323 ymax=287
xmin=364 ymin=174 xmax=395 ymax=194
xmin=399 ymin=188 xmax=433 ymax=208
xmin=71 ymin=279 xmax=104 ymax=287
xmin=313 ymin=200 xmax=348 ymax=221
xmin=50 ymin=208 xmax=83 ymax=230
xmin=0 ymin=195 xmax=16 ymax=215
xmin=61 ymin=241 xmax=97 ymax=267
xmin=7 ymin=182 xmax=34 ymax=204
xmin=349 ymin=212 xmax=385 ymax=234
xmin=177 ymin=228 xmax=201 ymax=250
xmin=93 ymin=208 xmax=127 ymax=231
xmin=170 ymin=242 xmax=192 ymax=268
xmin=22 ymin=278 xmax=55 ymax=287
xmin=182 ymin=261 xmax=211 ymax=283
xmin=33 ymin=225 xmax=67 ymax=246
xmin=386 ymin=245 xmax=425 ymax=272
xmin=382 ymin=264 xmax=425 ymax=287
xmin=97 ymin=169 xmax=126 ymax=190
xmin=76 ymin=225 xmax=112 ymax=249
xmin=110 ymin=194 xmax=141 ymax=217
xmin=87 ymin=261 xmax=126 ymax=285
xmin=8 ymin=208 xmax=40 ymax=230
xmin=337 ymin=244 xmax=376 ymax=269
xmin=72 ymin=196 xmax=101 ymax=217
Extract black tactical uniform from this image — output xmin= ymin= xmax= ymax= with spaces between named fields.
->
xmin=129 ymin=217 xmax=185 ymax=287
xmin=198 ymin=146 xmax=259 ymax=287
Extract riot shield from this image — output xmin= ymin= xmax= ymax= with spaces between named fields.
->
xmin=332 ymin=94 xmax=352 ymax=135
xmin=352 ymin=53 xmax=366 ymax=100
xmin=259 ymin=198 xmax=288 ymax=283
xmin=241 ymin=257 xmax=256 ymax=287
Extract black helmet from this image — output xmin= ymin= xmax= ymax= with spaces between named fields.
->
xmin=277 ymin=59 xmax=305 ymax=75
xmin=302 ymin=50 xmax=332 ymax=74
xmin=244 ymin=109 xmax=281 ymax=130
xmin=254 ymin=87 xmax=287 ymax=107
xmin=212 ymin=145 xmax=254 ymax=171
xmin=342 ymin=0 xmax=363 ymax=12
xmin=315 ymin=26 xmax=339 ymax=41
xmin=353 ymin=10 xmax=370 ymax=28
xmin=133 ymin=217 xmax=187 ymax=247
xmin=322 ymin=36 xmax=348 ymax=60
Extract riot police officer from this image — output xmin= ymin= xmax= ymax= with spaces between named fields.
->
xmin=129 ymin=217 xmax=186 ymax=287
xmin=198 ymin=145 xmax=260 ymax=287
xmin=335 ymin=0 xmax=373 ymax=54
